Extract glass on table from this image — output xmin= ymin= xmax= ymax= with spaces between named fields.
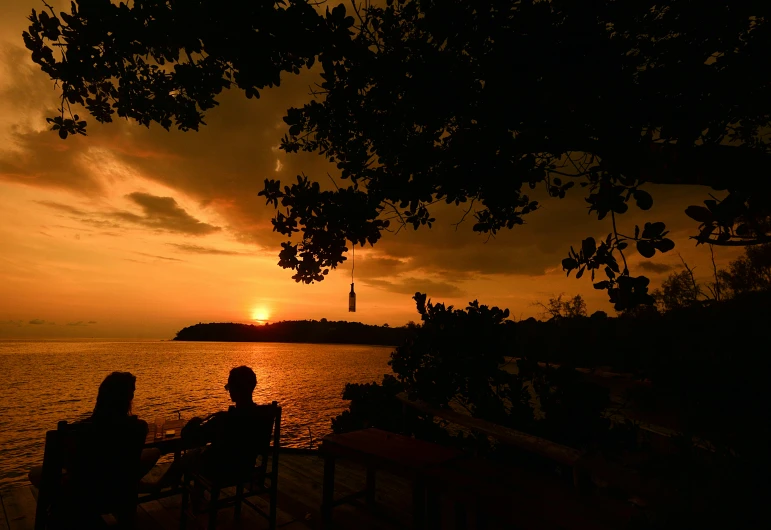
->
xmin=154 ymin=416 xmax=165 ymax=439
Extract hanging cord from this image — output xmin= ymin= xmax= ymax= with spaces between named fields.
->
xmin=351 ymin=243 xmax=355 ymax=284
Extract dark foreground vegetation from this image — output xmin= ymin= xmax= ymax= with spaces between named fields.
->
xmin=174 ymin=320 xmax=409 ymax=346
xmin=334 ymin=246 xmax=771 ymax=529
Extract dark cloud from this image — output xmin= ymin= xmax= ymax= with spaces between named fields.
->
xmin=79 ymin=219 xmax=123 ymax=230
xmin=0 ymin=320 xmax=23 ymax=326
xmin=35 ymin=201 xmax=87 ymax=215
xmin=364 ymin=277 xmax=465 ymax=298
xmin=353 ymin=256 xmax=409 ymax=279
xmin=67 ymin=321 xmax=86 ymax=326
xmin=366 ymin=184 xmax=721 ymax=279
xmin=88 ymin=321 xmax=97 ymax=324
xmin=168 ymin=243 xmax=247 ymax=256
xmin=638 ymin=262 xmax=674 ymax=274
xmin=110 ymin=192 xmax=221 ymax=235
xmin=51 ymin=224 xmax=93 ymax=232
xmin=134 ymin=252 xmax=185 ymax=262
xmin=28 ymin=319 xmax=46 ymax=324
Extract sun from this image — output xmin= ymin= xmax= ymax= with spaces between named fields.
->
xmin=251 ymin=307 xmax=271 ymax=323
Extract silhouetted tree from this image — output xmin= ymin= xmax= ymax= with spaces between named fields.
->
xmin=651 ymin=245 xmax=771 ymax=311
xmin=718 ymin=243 xmax=771 ymax=296
xmin=653 ymin=269 xmax=703 ymax=312
xmin=24 ymin=1 xmax=771 ymax=309
xmin=537 ymin=294 xmax=587 ymax=320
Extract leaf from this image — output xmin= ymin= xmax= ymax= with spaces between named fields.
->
xmin=636 ymin=240 xmax=656 ymax=258
xmin=641 ymin=221 xmax=666 ymax=239
xmin=562 ymin=258 xmax=578 ymax=270
xmin=594 ymin=281 xmax=610 ymax=289
xmin=685 ymin=206 xmax=713 ymax=223
xmin=576 ymin=267 xmax=585 ymax=279
xmin=581 ymin=237 xmax=597 ymax=258
xmin=633 ymin=190 xmax=653 ymax=210
xmin=653 ymin=238 xmax=675 ymax=253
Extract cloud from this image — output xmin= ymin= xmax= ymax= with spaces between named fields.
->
xmin=28 ymin=319 xmax=46 ymax=324
xmin=67 ymin=321 xmax=86 ymax=326
xmin=79 ymin=219 xmax=123 ymax=230
xmin=134 ymin=252 xmax=185 ymax=262
xmin=88 ymin=321 xmax=97 ymax=324
xmin=638 ymin=262 xmax=674 ymax=274
xmin=35 ymin=200 xmax=87 ymax=215
xmin=0 ymin=320 xmax=23 ymax=326
xmin=109 ymin=192 xmax=221 ymax=235
xmin=364 ymin=277 xmax=465 ymax=298
xmin=168 ymin=243 xmax=247 ymax=256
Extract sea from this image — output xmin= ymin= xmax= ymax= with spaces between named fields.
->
xmin=0 ymin=339 xmax=394 ymax=490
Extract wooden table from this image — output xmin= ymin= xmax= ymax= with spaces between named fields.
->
xmin=138 ymin=419 xmax=188 ymax=502
xmin=144 ymin=418 xmax=187 ymax=454
xmin=319 ymin=428 xmax=465 ymax=528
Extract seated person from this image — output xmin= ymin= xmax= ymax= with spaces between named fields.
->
xmin=28 ymin=372 xmax=161 ymax=517
xmin=150 ymin=366 xmax=273 ymax=488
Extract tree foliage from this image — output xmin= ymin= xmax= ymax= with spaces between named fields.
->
xmin=24 ymin=0 xmax=771 ymax=308
xmin=651 ymin=244 xmax=771 ymax=311
xmin=537 ymin=294 xmax=588 ymax=320
xmin=718 ymin=243 xmax=771 ymax=295
xmin=653 ymin=269 xmax=703 ymax=312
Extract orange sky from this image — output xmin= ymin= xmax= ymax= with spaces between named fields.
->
xmin=0 ymin=1 xmax=745 ymax=338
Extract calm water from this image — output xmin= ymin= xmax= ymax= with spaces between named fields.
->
xmin=0 ymin=340 xmax=393 ymax=490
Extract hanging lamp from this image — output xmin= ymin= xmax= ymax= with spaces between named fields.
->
xmin=348 ymin=243 xmax=356 ymax=312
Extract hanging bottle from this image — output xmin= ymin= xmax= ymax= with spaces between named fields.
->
xmin=349 ymin=283 xmax=356 ymax=312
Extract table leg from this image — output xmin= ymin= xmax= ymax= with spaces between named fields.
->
xmin=426 ymin=488 xmax=441 ymax=530
xmin=454 ymin=502 xmax=467 ymax=530
xmin=366 ymin=467 xmax=376 ymax=507
xmin=322 ymin=454 xmax=336 ymax=525
xmin=413 ymin=477 xmax=426 ymax=530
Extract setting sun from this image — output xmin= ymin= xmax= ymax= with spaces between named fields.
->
xmin=251 ymin=307 xmax=271 ymax=322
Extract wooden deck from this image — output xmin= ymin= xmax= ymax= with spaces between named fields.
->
xmin=1 ymin=450 xmax=641 ymax=530
xmin=0 ymin=451 xmax=415 ymax=530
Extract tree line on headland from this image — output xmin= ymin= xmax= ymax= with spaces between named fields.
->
xmin=173 ymin=319 xmax=414 ymax=345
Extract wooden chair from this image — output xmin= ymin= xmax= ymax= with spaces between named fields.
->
xmin=35 ymin=419 xmax=146 ymax=530
xmin=179 ymin=401 xmax=282 ymax=530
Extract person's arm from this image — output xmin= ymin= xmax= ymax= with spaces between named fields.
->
xmin=135 ymin=418 xmax=149 ymax=439
xmin=181 ymin=412 xmax=225 ymax=445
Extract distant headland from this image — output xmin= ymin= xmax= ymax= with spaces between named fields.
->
xmin=173 ymin=320 xmax=412 ymax=346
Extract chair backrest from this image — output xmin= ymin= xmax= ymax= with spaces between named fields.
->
xmin=254 ymin=401 xmax=282 ymax=485
xmin=209 ymin=401 xmax=281 ymax=486
xmin=36 ymin=418 xmax=145 ymax=528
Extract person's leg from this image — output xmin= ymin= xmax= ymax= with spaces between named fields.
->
xmin=28 ymin=465 xmax=43 ymax=488
xmin=143 ymin=448 xmax=203 ymax=490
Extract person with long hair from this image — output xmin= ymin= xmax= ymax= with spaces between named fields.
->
xmin=28 ymin=371 xmax=160 ymax=487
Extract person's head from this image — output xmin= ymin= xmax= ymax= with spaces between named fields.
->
xmin=225 ymin=366 xmax=257 ymax=405
xmin=92 ymin=372 xmax=136 ymax=420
